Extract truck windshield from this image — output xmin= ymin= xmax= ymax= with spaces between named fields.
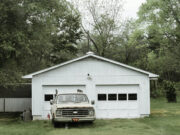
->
xmin=57 ymin=94 xmax=89 ymax=103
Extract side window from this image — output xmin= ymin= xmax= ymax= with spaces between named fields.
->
xmin=98 ymin=94 xmax=106 ymax=101
xmin=108 ymin=94 xmax=117 ymax=101
xmin=44 ymin=94 xmax=53 ymax=101
xmin=128 ymin=93 xmax=137 ymax=100
xmin=118 ymin=94 xmax=127 ymax=100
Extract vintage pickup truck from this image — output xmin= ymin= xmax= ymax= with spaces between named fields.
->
xmin=50 ymin=91 xmax=95 ymax=127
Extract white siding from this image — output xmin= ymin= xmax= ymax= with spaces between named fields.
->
xmin=38 ymin=58 xmax=144 ymax=78
xmin=31 ymin=57 xmax=150 ymax=119
xmin=32 ymin=76 xmax=42 ymax=116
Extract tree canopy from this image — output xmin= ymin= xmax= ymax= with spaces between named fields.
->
xmin=0 ymin=0 xmax=82 ymax=86
xmin=136 ymin=0 xmax=180 ymax=81
xmin=0 ymin=0 xmax=180 ymax=92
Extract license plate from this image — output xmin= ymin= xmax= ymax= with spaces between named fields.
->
xmin=72 ymin=118 xmax=79 ymax=122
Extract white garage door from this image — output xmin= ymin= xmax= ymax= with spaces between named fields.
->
xmin=42 ymin=85 xmax=86 ymax=118
xmin=96 ymin=85 xmax=139 ymax=118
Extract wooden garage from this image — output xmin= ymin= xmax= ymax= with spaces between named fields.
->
xmin=23 ymin=52 xmax=158 ymax=120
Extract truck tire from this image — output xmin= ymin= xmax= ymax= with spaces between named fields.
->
xmin=53 ymin=122 xmax=59 ymax=128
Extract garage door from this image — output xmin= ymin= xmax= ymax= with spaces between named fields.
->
xmin=42 ymin=85 xmax=86 ymax=118
xmin=96 ymin=85 xmax=139 ymax=118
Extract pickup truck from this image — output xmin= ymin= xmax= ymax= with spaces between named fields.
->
xmin=50 ymin=92 xmax=95 ymax=127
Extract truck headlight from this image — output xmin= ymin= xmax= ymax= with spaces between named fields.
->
xmin=89 ymin=109 xmax=94 ymax=116
xmin=56 ymin=110 xmax=62 ymax=116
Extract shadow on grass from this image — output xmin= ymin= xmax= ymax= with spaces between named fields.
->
xmin=0 ymin=112 xmax=21 ymax=123
xmin=52 ymin=122 xmax=98 ymax=129
xmin=52 ymin=119 xmax=130 ymax=129
xmin=0 ymin=112 xmax=21 ymax=118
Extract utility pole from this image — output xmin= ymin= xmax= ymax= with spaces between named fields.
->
xmin=87 ymin=31 xmax=90 ymax=52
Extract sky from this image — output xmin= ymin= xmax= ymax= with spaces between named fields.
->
xmin=69 ymin=0 xmax=146 ymax=19
xmin=68 ymin=0 xmax=147 ymax=29
xmin=122 ymin=0 xmax=146 ymax=19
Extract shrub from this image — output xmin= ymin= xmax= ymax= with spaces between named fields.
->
xmin=150 ymin=80 xmax=165 ymax=98
xmin=163 ymin=81 xmax=177 ymax=102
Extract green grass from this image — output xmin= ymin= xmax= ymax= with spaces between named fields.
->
xmin=0 ymin=98 xmax=180 ymax=135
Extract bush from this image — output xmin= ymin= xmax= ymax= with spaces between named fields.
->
xmin=163 ymin=81 xmax=177 ymax=102
xmin=150 ymin=80 xmax=165 ymax=98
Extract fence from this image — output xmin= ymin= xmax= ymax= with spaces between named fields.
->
xmin=0 ymin=98 xmax=31 ymax=112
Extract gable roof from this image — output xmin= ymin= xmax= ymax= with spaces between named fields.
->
xmin=22 ymin=52 xmax=159 ymax=79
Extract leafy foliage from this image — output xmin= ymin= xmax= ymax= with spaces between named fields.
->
xmin=137 ymin=0 xmax=180 ymax=81
xmin=163 ymin=81 xmax=177 ymax=102
xmin=80 ymin=0 xmax=123 ymax=56
xmin=0 ymin=0 xmax=82 ymax=86
xmin=1 ymin=0 xmax=180 ymax=98
xmin=78 ymin=0 xmax=180 ymax=98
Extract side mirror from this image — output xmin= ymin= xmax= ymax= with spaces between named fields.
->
xmin=91 ymin=100 xmax=95 ymax=105
xmin=50 ymin=100 xmax=53 ymax=105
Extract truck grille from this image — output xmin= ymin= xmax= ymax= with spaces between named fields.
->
xmin=62 ymin=109 xmax=89 ymax=117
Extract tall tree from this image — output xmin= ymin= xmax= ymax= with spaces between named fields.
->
xmin=73 ymin=0 xmax=123 ymax=56
xmin=0 ymin=0 xmax=82 ymax=86
xmin=137 ymin=0 xmax=180 ymax=81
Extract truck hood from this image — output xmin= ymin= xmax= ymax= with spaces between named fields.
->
xmin=56 ymin=103 xmax=93 ymax=109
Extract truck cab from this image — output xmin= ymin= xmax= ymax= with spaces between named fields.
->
xmin=50 ymin=92 xmax=95 ymax=126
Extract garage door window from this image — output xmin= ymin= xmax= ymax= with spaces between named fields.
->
xmin=98 ymin=94 xmax=107 ymax=101
xmin=108 ymin=94 xmax=117 ymax=101
xmin=128 ymin=94 xmax=137 ymax=100
xmin=118 ymin=94 xmax=127 ymax=100
xmin=44 ymin=94 xmax=53 ymax=101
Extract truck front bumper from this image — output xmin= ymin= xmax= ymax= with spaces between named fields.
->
xmin=54 ymin=116 xmax=95 ymax=122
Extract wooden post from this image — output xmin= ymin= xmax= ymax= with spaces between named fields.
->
xmin=3 ymin=98 xmax=5 ymax=112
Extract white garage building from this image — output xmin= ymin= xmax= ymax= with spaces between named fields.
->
xmin=23 ymin=52 xmax=158 ymax=120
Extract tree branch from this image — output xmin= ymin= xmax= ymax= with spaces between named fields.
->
xmin=81 ymin=24 xmax=99 ymax=54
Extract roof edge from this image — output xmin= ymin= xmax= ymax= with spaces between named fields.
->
xmin=22 ymin=54 xmax=90 ymax=79
xmin=22 ymin=53 xmax=159 ymax=79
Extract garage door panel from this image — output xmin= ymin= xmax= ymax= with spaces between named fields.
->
xmin=97 ymin=102 xmax=138 ymax=110
xmin=96 ymin=109 xmax=138 ymax=118
xmin=43 ymin=102 xmax=51 ymax=110
xmin=128 ymin=110 xmax=139 ymax=118
xmin=97 ymin=102 xmax=128 ymax=109
xmin=96 ymin=85 xmax=139 ymax=118
xmin=128 ymin=101 xmax=138 ymax=109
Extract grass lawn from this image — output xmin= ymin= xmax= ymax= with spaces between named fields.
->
xmin=0 ymin=98 xmax=180 ymax=135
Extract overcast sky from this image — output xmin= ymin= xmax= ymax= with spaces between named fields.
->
xmin=69 ymin=0 xmax=146 ymax=19
xmin=68 ymin=0 xmax=146 ymax=29
xmin=122 ymin=0 xmax=146 ymax=19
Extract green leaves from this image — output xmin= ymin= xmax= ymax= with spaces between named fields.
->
xmin=0 ymin=0 xmax=82 ymax=87
xmin=163 ymin=80 xmax=177 ymax=102
xmin=135 ymin=0 xmax=180 ymax=81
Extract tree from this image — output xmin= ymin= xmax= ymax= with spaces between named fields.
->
xmin=73 ymin=0 xmax=123 ymax=56
xmin=136 ymin=0 xmax=180 ymax=81
xmin=163 ymin=81 xmax=177 ymax=102
xmin=0 ymin=0 xmax=82 ymax=86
